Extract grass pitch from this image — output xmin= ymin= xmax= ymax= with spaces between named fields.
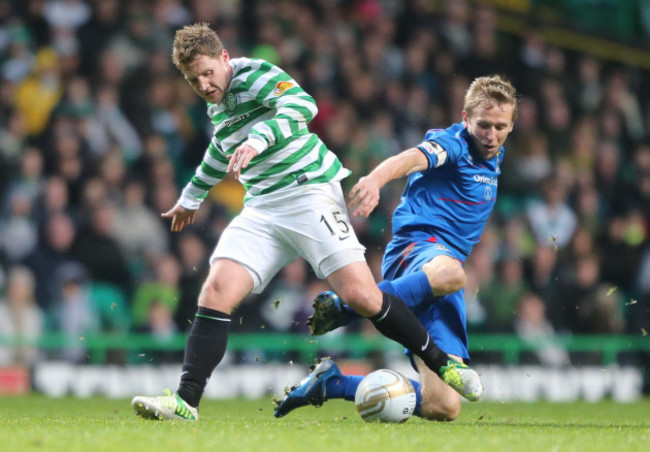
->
xmin=1 ymin=395 xmax=649 ymax=452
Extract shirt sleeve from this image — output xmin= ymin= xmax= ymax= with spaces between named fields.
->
xmin=243 ymin=61 xmax=318 ymax=154
xmin=177 ymin=139 xmax=229 ymax=210
xmin=416 ymin=129 xmax=463 ymax=170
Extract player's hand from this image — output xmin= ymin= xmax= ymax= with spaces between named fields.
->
xmin=161 ymin=203 xmax=197 ymax=232
xmin=227 ymin=143 xmax=259 ymax=180
xmin=348 ymin=176 xmax=381 ymax=217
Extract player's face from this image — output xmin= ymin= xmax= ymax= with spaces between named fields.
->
xmin=463 ymin=103 xmax=515 ymax=160
xmin=183 ymin=51 xmax=232 ymax=104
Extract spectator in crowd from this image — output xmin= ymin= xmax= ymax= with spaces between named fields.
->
xmin=23 ymin=211 xmax=84 ymax=310
xmin=526 ymin=172 xmax=578 ymax=251
xmin=174 ymin=230 xmax=209 ymax=330
xmin=71 ymin=201 xmax=132 ymax=297
xmin=514 ymin=291 xmax=569 ymax=367
xmin=13 ymin=47 xmax=63 ymax=137
xmin=0 ymin=190 xmax=38 ymax=262
xmin=112 ymin=177 xmax=168 ymax=271
xmin=133 ymin=299 xmax=183 ymax=364
xmin=49 ymin=262 xmax=99 ymax=363
xmin=131 ymin=253 xmax=181 ymax=329
xmin=0 ymin=266 xmax=44 ymax=366
xmin=481 ymin=254 xmax=529 ymax=333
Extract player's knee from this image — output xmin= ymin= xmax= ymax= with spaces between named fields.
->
xmin=424 ymin=262 xmax=466 ymax=296
xmin=445 ymin=266 xmax=466 ymax=293
xmin=197 ymin=276 xmax=233 ymax=311
xmin=197 ymin=278 xmax=218 ymax=307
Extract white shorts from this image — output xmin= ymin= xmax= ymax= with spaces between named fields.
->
xmin=210 ymin=181 xmax=366 ymax=293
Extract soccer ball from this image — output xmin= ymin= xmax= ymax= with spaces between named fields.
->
xmin=354 ymin=369 xmax=416 ymax=423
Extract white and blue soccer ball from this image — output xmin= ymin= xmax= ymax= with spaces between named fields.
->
xmin=354 ymin=369 xmax=416 ymax=423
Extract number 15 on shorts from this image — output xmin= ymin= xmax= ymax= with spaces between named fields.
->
xmin=320 ymin=210 xmax=351 ymax=241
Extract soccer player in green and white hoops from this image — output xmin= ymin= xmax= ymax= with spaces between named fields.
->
xmin=131 ymin=23 xmax=482 ymax=421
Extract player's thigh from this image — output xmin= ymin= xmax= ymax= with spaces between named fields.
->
xmin=383 ymin=233 xmax=464 ymax=283
xmin=414 ymin=355 xmax=462 ymax=421
xmin=276 ymin=183 xmax=366 ymax=279
xmin=211 ymin=207 xmax=299 ymax=294
xmin=326 ymin=260 xmax=382 ymax=316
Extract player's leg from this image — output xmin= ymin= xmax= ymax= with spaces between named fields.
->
xmin=133 ymin=208 xmax=296 ymax=420
xmin=408 ymin=288 xmax=483 ymax=404
xmin=174 ymin=258 xmax=254 ymax=407
xmin=326 ymin=261 xmax=470 ymax=389
xmin=413 ymin=355 xmax=462 ymax=421
xmin=380 ymin=254 xmax=465 ymax=307
xmin=274 ymin=358 xmax=424 ymax=418
xmin=309 ymin=237 xmax=467 ymax=334
xmin=284 ymin=183 xmax=470 ymax=396
xmin=275 ymin=355 xmax=467 ymax=420
xmin=311 ymin=248 xmax=482 ymax=401
xmin=380 ymin=234 xmax=466 ymax=308
xmin=132 ymin=258 xmax=253 ymax=421
xmin=422 ymin=255 xmax=466 ymax=296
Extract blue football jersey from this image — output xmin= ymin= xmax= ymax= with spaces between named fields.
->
xmin=390 ymin=123 xmax=504 ymax=257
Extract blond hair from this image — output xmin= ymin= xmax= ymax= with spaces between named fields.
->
xmin=464 ymin=75 xmax=518 ymax=120
xmin=172 ymin=23 xmax=224 ymax=71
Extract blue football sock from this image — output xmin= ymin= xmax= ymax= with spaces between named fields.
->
xmin=325 ymin=375 xmax=364 ymax=400
xmin=378 ymin=271 xmax=433 ymax=308
xmin=326 ymin=375 xmax=423 ymax=416
xmin=411 ymin=379 xmax=422 ymax=416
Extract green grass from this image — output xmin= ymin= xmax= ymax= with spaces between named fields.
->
xmin=1 ymin=395 xmax=649 ymax=452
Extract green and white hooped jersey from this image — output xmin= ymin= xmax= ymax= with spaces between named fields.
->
xmin=178 ymin=57 xmax=350 ymax=209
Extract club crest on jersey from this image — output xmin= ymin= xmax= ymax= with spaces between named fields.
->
xmin=273 ymin=81 xmax=294 ymax=96
xmin=224 ymin=92 xmax=238 ymax=112
xmin=484 ymin=186 xmax=493 ymax=200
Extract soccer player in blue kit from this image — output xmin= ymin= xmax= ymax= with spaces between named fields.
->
xmin=275 ymin=75 xmax=517 ymax=421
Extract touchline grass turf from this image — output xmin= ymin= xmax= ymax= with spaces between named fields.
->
xmin=1 ymin=395 xmax=649 ymax=452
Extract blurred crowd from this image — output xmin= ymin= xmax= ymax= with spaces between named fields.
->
xmin=1 ymin=0 xmax=650 ymax=367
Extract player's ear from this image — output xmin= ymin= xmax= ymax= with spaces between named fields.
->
xmin=461 ymin=110 xmax=468 ymax=125
xmin=221 ymin=49 xmax=230 ymax=66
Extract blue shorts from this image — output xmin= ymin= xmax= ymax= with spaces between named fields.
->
xmin=382 ymin=229 xmax=470 ymax=362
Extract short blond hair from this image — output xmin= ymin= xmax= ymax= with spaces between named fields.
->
xmin=464 ymin=75 xmax=518 ymax=121
xmin=172 ymin=23 xmax=224 ymax=71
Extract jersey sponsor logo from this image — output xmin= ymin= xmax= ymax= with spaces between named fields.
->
xmin=222 ymin=106 xmax=265 ymax=127
xmin=273 ymin=81 xmax=294 ymax=96
xmin=224 ymin=92 xmax=238 ymax=112
xmin=484 ymin=186 xmax=493 ymax=200
xmin=474 ymin=174 xmax=498 ymax=186
xmin=223 ymin=112 xmax=251 ymax=127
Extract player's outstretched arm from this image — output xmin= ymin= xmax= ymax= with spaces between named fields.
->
xmin=161 ymin=203 xmax=198 ymax=232
xmin=348 ymin=147 xmax=428 ymax=217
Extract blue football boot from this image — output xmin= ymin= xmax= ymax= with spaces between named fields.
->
xmin=307 ymin=291 xmax=355 ymax=336
xmin=274 ymin=358 xmax=342 ymax=418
